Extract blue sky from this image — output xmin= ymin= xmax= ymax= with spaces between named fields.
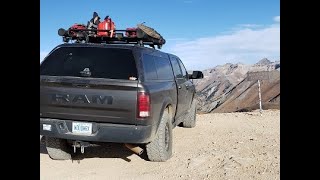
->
xmin=40 ymin=0 xmax=280 ymax=70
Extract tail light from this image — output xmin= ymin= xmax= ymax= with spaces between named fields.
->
xmin=137 ymin=92 xmax=150 ymax=118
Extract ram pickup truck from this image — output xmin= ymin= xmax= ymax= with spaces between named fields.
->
xmin=40 ymin=43 xmax=203 ymax=162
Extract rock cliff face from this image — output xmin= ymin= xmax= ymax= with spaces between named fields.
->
xmin=194 ymin=58 xmax=280 ymax=113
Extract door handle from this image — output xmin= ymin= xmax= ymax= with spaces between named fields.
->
xmin=73 ymin=84 xmax=89 ymax=88
xmin=178 ymin=85 xmax=182 ymax=89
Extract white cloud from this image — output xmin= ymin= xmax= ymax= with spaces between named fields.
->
xmin=274 ymin=16 xmax=280 ymax=23
xmin=40 ymin=51 xmax=48 ymax=63
xmin=167 ymin=17 xmax=280 ymax=70
xmin=238 ymin=24 xmax=263 ymax=28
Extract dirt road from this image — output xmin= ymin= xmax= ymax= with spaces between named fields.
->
xmin=40 ymin=110 xmax=280 ymax=180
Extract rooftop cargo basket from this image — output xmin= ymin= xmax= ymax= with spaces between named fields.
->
xmin=58 ymin=23 xmax=166 ymax=49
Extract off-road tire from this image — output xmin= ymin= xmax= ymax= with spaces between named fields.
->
xmin=45 ymin=137 xmax=72 ymax=160
xmin=182 ymin=100 xmax=197 ymax=128
xmin=146 ymin=109 xmax=173 ymax=162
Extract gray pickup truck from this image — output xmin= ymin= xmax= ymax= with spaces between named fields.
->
xmin=40 ymin=43 xmax=203 ymax=162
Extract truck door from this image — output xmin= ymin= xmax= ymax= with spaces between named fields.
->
xmin=177 ymin=57 xmax=194 ymax=109
xmin=169 ymin=56 xmax=190 ymax=118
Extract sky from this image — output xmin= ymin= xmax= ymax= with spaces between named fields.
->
xmin=40 ymin=0 xmax=280 ymax=70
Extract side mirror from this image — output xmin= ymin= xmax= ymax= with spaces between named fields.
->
xmin=188 ymin=71 xmax=204 ymax=79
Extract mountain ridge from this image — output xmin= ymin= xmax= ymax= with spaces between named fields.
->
xmin=194 ymin=58 xmax=280 ymax=113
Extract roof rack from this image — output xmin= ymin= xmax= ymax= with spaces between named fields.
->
xmin=58 ymin=26 xmax=166 ymax=49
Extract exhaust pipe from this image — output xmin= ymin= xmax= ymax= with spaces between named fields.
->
xmin=124 ymin=144 xmax=144 ymax=155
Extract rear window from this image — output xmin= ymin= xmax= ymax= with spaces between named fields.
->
xmin=141 ymin=54 xmax=174 ymax=80
xmin=40 ymin=47 xmax=138 ymax=80
xmin=154 ymin=56 xmax=174 ymax=80
xmin=142 ymin=54 xmax=158 ymax=80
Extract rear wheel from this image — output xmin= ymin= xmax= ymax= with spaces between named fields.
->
xmin=45 ymin=137 xmax=72 ymax=160
xmin=182 ymin=100 xmax=197 ymax=128
xmin=146 ymin=109 xmax=173 ymax=162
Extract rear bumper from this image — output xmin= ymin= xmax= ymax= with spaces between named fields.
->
xmin=40 ymin=118 xmax=154 ymax=144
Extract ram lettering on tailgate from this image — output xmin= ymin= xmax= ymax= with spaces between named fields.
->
xmin=52 ymin=94 xmax=113 ymax=105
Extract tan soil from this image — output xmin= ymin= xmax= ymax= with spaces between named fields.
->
xmin=40 ymin=109 xmax=280 ymax=180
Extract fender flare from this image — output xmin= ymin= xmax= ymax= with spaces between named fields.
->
xmin=154 ymin=97 xmax=173 ymax=135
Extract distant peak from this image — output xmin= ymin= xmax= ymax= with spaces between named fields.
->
xmin=255 ymin=58 xmax=271 ymax=65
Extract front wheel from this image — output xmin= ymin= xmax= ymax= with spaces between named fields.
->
xmin=146 ymin=109 xmax=173 ymax=162
xmin=182 ymin=100 xmax=197 ymax=128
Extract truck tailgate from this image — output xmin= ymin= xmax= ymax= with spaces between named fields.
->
xmin=40 ymin=77 xmax=138 ymax=125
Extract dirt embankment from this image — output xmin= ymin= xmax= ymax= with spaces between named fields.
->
xmin=40 ymin=110 xmax=280 ymax=180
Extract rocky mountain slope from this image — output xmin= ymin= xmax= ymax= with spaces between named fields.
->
xmin=194 ymin=58 xmax=280 ymax=113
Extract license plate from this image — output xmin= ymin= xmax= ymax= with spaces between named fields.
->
xmin=72 ymin=122 xmax=92 ymax=135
